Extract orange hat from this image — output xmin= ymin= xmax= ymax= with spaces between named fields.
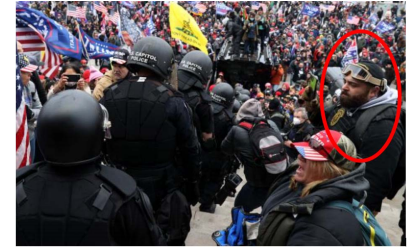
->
xmin=256 ymin=92 xmax=264 ymax=99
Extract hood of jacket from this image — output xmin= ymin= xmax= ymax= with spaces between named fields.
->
xmin=273 ymin=163 xmax=369 ymax=215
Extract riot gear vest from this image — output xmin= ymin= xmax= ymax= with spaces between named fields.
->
xmin=327 ymin=106 xmax=360 ymax=144
xmin=103 ymin=76 xmax=178 ymax=166
xmin=212 ymin=105 xmax=234 ymax=150
xmin=184 ymin=89 xmax=212 ymax=135
xmin=16 ymin=162 xmax=154 ymax=246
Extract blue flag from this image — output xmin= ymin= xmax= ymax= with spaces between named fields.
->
xmin=368 ymin=13 xmax=379 ymax=24
xmin=375 ymin=21 xmax=396 ymax=33
xmin=144 ymin=15 xmax=156 ymax=36
xmin=121 ymin=1 xmax=135 ymax=9
xmin=16 ymin=8 xmax=83 ymax=60
xmin=16 ymin=1 xmax=30 ymax=8
xmin=216 ymin=3 xmax=232 ymax=16
xmin=301 ymin=3 xmax=320 ymax=17
xmin=78 ymin=27 xmax=119 ymax=59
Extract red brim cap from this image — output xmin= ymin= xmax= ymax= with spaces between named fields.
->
xmin=20 ymin=64 xmax=38 ymax=73
xmin=291 ymin=142 xmax=328 ymax=162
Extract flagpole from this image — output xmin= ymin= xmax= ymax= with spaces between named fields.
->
xmin=76 ymin=21 xmax=90 ymax=60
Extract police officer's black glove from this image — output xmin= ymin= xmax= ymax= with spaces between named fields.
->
xmin=201 ymin=137 xmax=217 ymax=152
xmin=184 ymin=180 xmax=200 ymax=206
xmin=25 ymin=105 xmax=34 ymax=121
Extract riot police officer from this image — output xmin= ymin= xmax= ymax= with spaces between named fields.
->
xmin=100 ymin=37 xmax=201 ymax=246
xmin=16 ymin=90 xmax=165 ymax=246
xmin=178 ymin=50 xmax=215 ymax=149
xmin=199 ymin=83 xmax=236 ymax=213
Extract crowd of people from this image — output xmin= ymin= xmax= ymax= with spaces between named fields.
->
xmin=16 ymin=1 xmax=406 ymax=247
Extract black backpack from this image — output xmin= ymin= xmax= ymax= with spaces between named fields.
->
xmin=239 ymin=118 xmax=288 ymax=175
xmin=353 ymin=104 xmax=406 ymax=199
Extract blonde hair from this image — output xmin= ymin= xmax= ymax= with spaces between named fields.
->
xmin=289 ymin=161 xmax=349 ymax=197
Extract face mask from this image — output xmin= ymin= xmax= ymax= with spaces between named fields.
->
xmin=293 ymin=117 xmax=302 ymax=125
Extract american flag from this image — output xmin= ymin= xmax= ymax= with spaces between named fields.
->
xmin=67 ymin=4 xmax=86 ymax=19
xmin=16 ymin=49 xmax=31 ymax=169
xmin=94 ymin=1 xmax=108 ymax=14
xmin=295 ymin=146 xmax=327 ymax=161
xmin=346 ymin=15 xmax=360 ymax=25
xmin=41 ymin=45 xmax=63 ymax=79
xmin=16 ymin=27 xmax=45 ymax=52
xmin=109 ymin=12 xmax=120 ymax=25
xmin=16 ymin=20 xmax=62 ymax=79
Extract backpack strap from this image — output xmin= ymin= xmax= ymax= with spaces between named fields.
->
xmin=239 ymin=121 xmax=253 ymax=130
xmin=98 ymin=164 xmax=137 ymax=197
xmin=353 ymin=104 xmax=396 ymax=148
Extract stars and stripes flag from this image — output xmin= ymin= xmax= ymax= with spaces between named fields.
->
xmin=347 ymin=15 xmax=360 ymax=25
xmin=16 ymin=48 xmax=31 ymax=169
xmin=16 ymin=19 xmax=62 ymax=79
xmin=16 ymin=26 xmax=45 ymax=52
xmin=109 ymin=12 xmax=120 ymax=25
xmin=341 ymin=37 xmax=359 ymax=68
xmin=41 ymin=45 xmax=63 ymax=79
xmin=295 ymin=146 xmax=327 ymax=161
xmin=94 ymin=1 xmax=108 ymax=14
xmin=67 ymin=4 xmax=86 ymax=19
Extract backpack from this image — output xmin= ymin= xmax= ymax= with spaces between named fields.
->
xmin=212 ymin=206 xmax=262 ymax=246
xmin=238 ymin=118 xmax=288 ymax=174
xmin=326 ymin=198 xmax=392 ymax=246
xmin=353 ymin=104 xmax=406 ymax=199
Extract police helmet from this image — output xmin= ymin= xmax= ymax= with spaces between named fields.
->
xmin=241 ymin=89 xmax=250 ymax=96
xmin=36 ymin=90 xmax=105 ymax=166
xmin=239 ymin=94 xmax=250 ymax=103
xmin=178 ymin=51 xmax=213 ymax=84
xmin=235 ymin=86 xmax=244 ymax=94
xmin=211 ymin=82 xmax=235 ymax=108
xmin=127 ymin=37 xmax=174 ymax=79
xmin=232 ymin=99 xmax=241 ymax=113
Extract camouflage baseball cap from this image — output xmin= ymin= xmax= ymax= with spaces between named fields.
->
xmin=292 ymin=130 xmax=357 ymax=171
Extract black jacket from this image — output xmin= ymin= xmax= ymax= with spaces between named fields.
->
xmin=309 ymin=95 xmax=404 ymax=212
xmin=285 ymin=122 xmax=315 ymax=159
xmin=221 ymin=117 xmax=280 ymax=188
xmin=260 ymin=163 xmax=369 ymax=246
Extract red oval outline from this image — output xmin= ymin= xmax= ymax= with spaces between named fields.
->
xmin=320 ymin=29 xmax=402 ymax=163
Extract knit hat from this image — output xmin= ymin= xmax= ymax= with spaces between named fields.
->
xmin=236 ymin=99 xmax=265 ymax=122
xmin=292 ymin=130 xmax=357 ymax=171
xmin=268 ymin=98 xmax=280 ymax=110
xmin=89 ymin=67 xmax=104 ymax=82
xmin=256 ymin=92 xmax=264 ymax=99
xmin=82 ymin=69 xmax=91 ymax=83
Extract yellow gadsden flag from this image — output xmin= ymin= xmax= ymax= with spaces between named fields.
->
xmin=169 ymin=2 xmax=208 ymax=55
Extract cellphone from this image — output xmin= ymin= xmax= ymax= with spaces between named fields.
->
xmin=66 ymin=74 xmax=81 ymax=82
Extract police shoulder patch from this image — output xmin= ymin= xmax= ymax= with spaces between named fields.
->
xmin=330 ymin=108 xmax=345 ymax=126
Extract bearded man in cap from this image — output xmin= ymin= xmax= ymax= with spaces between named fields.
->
xmin=93 ymin=49 xmax=133 ymax=101
xmin=303 ymin=62 xmax=405 ymax=215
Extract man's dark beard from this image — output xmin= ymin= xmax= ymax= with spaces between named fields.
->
xmin=340 ymin=90 xmax=370 ymax=109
